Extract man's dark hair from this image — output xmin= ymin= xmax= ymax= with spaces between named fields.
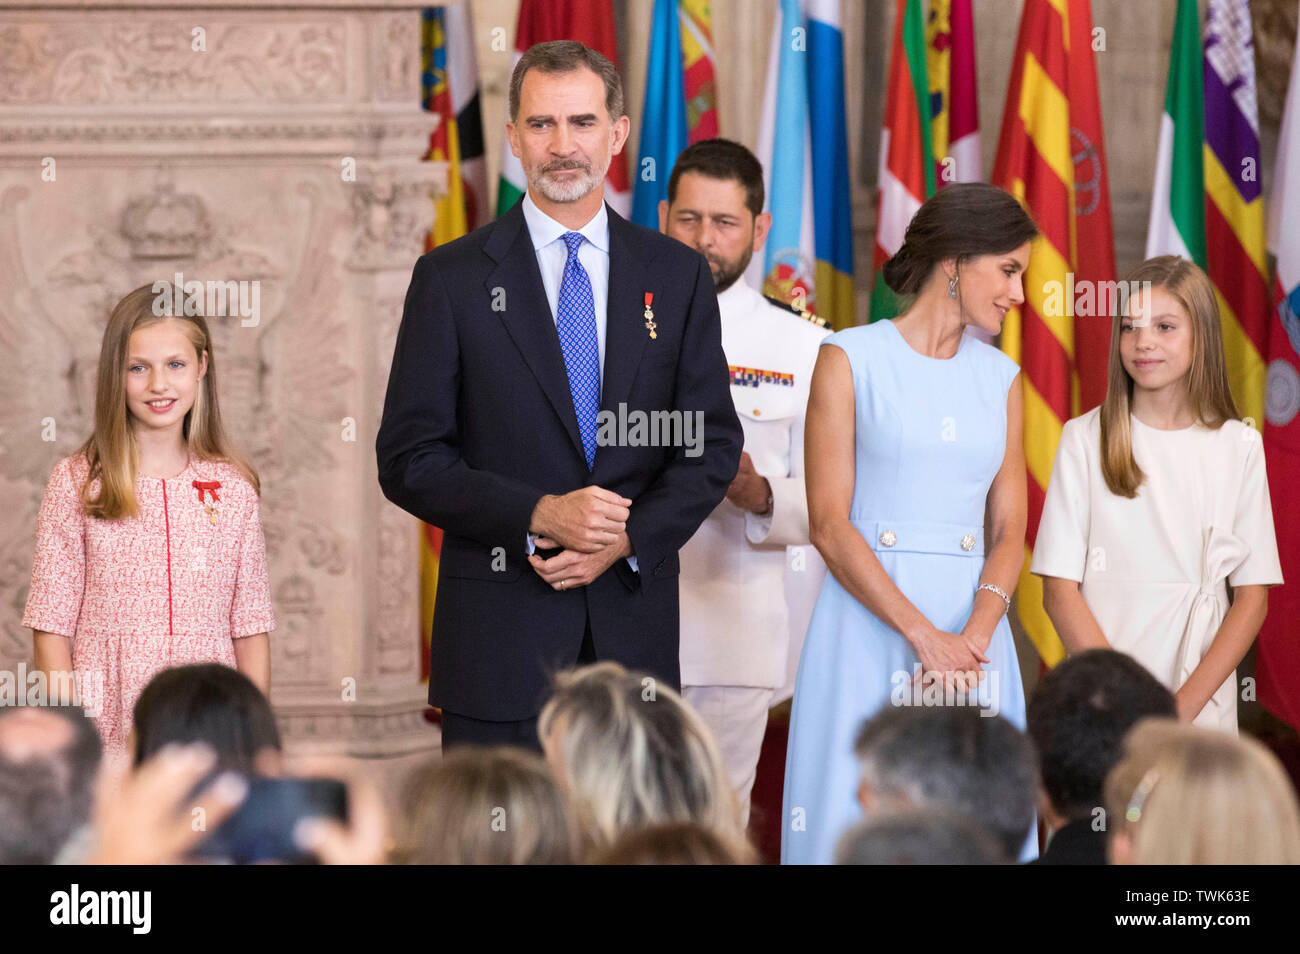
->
xmin=854 ymin=705 xmax=1037 ymax=861
xmin=0 ymin=705 xmax=102 ymax=864
xmin=508 ymin=40 xmax=624 ymax=123
xmin=1027 ymin=649 xmax=1177 ymax=819
xmin=133 ymin=664 xmax=280 ymax=774
xmin=836 ymin=809 xmax=1008 ymax=865
xmin=667 ymin=138 xmax=765 ymax=218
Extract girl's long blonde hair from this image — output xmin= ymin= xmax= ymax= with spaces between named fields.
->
xmin=1099 ymin=256 xmax=1239 ymax=497
xmin=78 ymin=282 xmax=259 ymax=519
xmin=1104 ymin=720 xmax=1300 ymax=864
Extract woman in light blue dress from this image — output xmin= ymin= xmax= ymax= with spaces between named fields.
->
xmin=783 ymin=184 xmax=1038 ymax=864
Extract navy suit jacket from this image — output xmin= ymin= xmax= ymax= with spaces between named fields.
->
xmin=376 ymin=198 xmax=743 ymax=720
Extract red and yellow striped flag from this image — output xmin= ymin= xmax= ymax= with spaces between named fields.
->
xmin=418 ymin=5 xmax=486 ymax=681
xmin=993 ymin=0 xmax=1112 ymax=666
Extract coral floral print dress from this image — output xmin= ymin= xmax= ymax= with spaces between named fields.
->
xmin=23 ymin=453 xmax=275 ymax=764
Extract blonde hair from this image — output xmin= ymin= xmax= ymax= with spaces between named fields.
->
xmin=78 ymin=283 xmax=258 ymax=518
xmin=538 ymin=662 xmax=744 ymax=851
xmin=590 ymin=822 xmax=758 ymax=865
xmin=1099 ymin=256 xmax=1239 ymax=497
xmin=398 ymin=746 xmax=575 ymax=864
xmin=1104 ymin=720 xmax=1300 ymax=864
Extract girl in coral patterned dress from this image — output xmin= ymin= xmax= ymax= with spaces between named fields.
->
xmin=24 ymin=283 xmax=274 ymax=769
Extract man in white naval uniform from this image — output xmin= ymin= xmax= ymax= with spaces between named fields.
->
xmin=660 ymin=139 xmax=830 ymax=823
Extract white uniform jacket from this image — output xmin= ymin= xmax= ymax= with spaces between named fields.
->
xmin=679 ymin=279 xmax=830 ymax=689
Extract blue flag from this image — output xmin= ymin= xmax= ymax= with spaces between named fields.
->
xmin=632 ymin=0 xmax=689 ymax=228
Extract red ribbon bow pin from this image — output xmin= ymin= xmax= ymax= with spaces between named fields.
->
xmin=194 ymin=480 xmax=222 ymax=525
xmin=193 ymin=480 xmax=222 ymax=505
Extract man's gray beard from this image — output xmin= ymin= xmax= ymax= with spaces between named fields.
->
xmin=531 ymin=163 xmax=606 ymax=203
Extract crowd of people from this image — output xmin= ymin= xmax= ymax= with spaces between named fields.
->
xmin=2 ymin=650 xmax=1298 ymax=865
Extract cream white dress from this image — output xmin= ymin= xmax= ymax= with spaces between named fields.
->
xmin=1031 ymin=407 xmax=1282 ymax=733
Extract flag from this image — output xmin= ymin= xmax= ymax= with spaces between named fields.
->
xmin=1146 ymin=0 xmax=1205 ymax=265
xmin=495 ymin=0 xmax=632 ymax=217
xmin=806 ymin=0 xmax=856 ymax=330
xmin=869 ymin=0 xmax=933 ymax=325
xmin=927 ymin=0 xmax=980 ymax=187
xmin=424 ymin=4 xmax=488 ymax=247
xmin=679 ymin=0 xmax=718 ymax=143
xmin=927 ymin=0 xmax=996 ymax=345
xmin=745 ymin=0 xmax=855 ymax=330
xmin=1066 ymin=0 xmax=1116 ymax=414
xmin=1202 ymin=0 xmax=1270 ymax=432
xmin=1258 ymin=37 xmax=1300 ymax=732
xmin=993 ymin=0 xmax=1114 ymax=667
xmin=631 ymin=0 xmax=689 ymax=228
xmin=419 ymin=4 xmax=488 ymax=679
xmin=1147 ymin=0 xmax=1269 ymax=428
xmin=745 ymin=0 xmax=814 ymax=315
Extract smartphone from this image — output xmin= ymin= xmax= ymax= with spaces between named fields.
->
xmin=190 ymin=776 xmax=348 ymax=864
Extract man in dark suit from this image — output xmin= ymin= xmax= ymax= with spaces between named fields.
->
xmin=376 ymin=40 xmax=742 ymax=751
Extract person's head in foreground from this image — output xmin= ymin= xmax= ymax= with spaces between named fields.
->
xmin=132 ymin=663 xmax=281 ymax=774
xmin=538 ymin=661 xmax=743 ymax=851
xmin=1104 ymin=720 xmax=1300 ymax=864
xmin=591 ymin=821 xmax=757 ymax=865
xmin=835 ymin=809 xmax=1007 ymax=865
xmin=399 ymin=746 xmax=575 ymax=864
xmin=0 ymin=705 xmax=102 ymax=864
xmin=854 ymin=704 xmax=1037 ymax=862
xmin=1027 ymin=649 xmax=1177 ymax=832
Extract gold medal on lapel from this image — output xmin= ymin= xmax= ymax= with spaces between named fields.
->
xmin=644 ymin=292 xmax=657 ymax=339
xmin=193 ymin=480 xmax=222 ymax=526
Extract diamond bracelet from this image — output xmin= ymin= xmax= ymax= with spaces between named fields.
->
xmin=977 ymin=582 xmax=1011 ymax=612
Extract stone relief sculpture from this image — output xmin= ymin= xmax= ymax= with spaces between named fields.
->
xmin=0 ymin=4 xmax=444 ymax=772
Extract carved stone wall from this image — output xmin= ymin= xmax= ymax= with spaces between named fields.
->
xmin=0 ymin=2 xmax=444 ymax=788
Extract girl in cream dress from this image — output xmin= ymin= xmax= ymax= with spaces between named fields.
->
xmin=1032 ymin=257 xmax=1281 ymax=733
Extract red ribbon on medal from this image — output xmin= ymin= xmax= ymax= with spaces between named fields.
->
xmin=643 ymin=292 xmax=657 ymax=339
xmin=193 ymin=480 xmax=222 ymax=504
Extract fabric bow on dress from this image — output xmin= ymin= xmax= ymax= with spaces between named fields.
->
xmin=1173 ymin=526 xmax=1248 ymax=729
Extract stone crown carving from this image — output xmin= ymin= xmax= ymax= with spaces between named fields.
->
xmin=120 ymin=178 xmax=212 ymax=259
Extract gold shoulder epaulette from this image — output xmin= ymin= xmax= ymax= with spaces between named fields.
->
xmin=764 ymin=295 xmax=828 ymax=328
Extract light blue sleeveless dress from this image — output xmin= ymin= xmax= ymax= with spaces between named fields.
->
xmin=781 ymin=319 xmax=1033 ymax=865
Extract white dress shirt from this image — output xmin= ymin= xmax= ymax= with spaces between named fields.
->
xmin=520 ymin=191 xmax=636 ymax=572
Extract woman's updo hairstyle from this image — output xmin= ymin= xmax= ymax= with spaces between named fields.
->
xmin=882 ymin=182 xmax=1039 ymax=295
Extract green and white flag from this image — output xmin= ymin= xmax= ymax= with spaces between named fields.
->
xmin=1145 ymin=0 xmax=1206 ymax=266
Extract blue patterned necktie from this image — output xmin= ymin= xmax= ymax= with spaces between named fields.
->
xmin=555 ymin=231 xmax=600 ymax=469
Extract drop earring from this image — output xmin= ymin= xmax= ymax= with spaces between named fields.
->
xmin=948 ymin=274 xmax=958 ymax=298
